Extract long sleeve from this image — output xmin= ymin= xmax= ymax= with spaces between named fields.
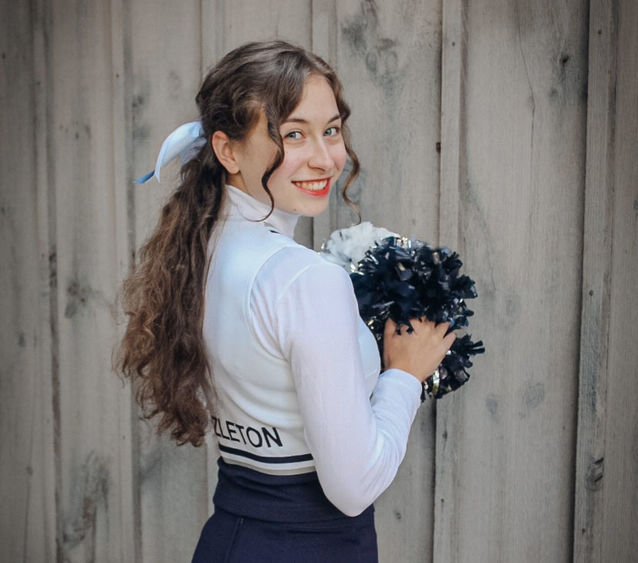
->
xmin=251 ymin=246 xmax=422 ymax=516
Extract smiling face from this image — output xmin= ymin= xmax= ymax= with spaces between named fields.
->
xmin=226 ymin=74 xmax=347 ymax=217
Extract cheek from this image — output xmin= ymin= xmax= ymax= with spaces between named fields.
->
xmin=333 ymin=142 xmax=347 ymax=171
xmin=275 ymin=150 xmax=304 ymax=178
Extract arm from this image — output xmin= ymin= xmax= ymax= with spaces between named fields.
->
xmin=253 ymin=247 xmax=422 ymax=516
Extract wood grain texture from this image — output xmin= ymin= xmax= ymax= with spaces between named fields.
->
xmin=436 ymin=1 xmax=588 ymax=561
xmin=311 ymin=0 xmax=338 ymax=249
xmin=334 ymin=1 xmax=442 ymax=560
xmin=43 ymin=0 xmax=137 ymax=560
xmin=0 ymin=0 xmax=56 ymax=560
xmin=572 ymin=2 xmax=616 ymax=560
xmin=110 ymin=0 xmax=137 ymax=560
xmin=33 ymin=1 xmax=60 ymax=560
xmin=334 ymin=0 xmax=442 ymax=241
xmin=601 ymin=3 xmax=638 ymax=559
xmin=574 ymin=0 xmax=638 ymax=561
xmin=434 ymin=2 xmax=465 ymax=561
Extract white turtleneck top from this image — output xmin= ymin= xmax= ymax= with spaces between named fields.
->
xmin=203 ymin=185 xmax=422 ymax=517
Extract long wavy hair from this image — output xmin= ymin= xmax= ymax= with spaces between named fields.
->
xmin=118 ymin=41 xmax=360 ymax=447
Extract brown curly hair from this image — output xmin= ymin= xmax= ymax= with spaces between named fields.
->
xmin=117 ymin=41 xmax=360 ymax=446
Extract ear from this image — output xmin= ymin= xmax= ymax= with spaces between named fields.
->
xmin=211 ymin=131 xmax=240 ymax=174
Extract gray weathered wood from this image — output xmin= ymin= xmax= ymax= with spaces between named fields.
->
xmin=110 ymin=0 xmax=138 ymax=559
xmin=434 ymin=2 xmax=465 ymax=561
xmin=311 ymin=0 xmax=338 ymax=250
xmin=45 ymin=0 xmax=136 ymax=560
xmin=33 ymin=1 xmax=60 ymax=560
xmin=436 ymin=1 xmax=588 ymax=561
xmin=333 ymin=0 xmax=442 ymax=241
xmin=599 ymin=3 xmax=638 ymax=560
xmin=572 ymin=2 xmax=616 ymax=560
xmin=0 ymin=1 xmax=56 ymax=560
xmin=574 ymin=0 xmax=638 ymax=561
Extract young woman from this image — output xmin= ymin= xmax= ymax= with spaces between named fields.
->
xmin=119 ymin=40 xmax=455 ymax=562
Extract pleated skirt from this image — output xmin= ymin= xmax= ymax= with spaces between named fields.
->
xmin=191 ymin=458 xmax=378 ymax=563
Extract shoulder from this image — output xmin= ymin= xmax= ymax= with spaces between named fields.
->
xmin=213 ymin=220 xmax=298 ymax=276
xmin=254 ymin=244 xmax=354 ymax=312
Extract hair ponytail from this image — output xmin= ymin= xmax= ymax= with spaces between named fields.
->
xmin=119 ymin=147 xmax=224 ymax=446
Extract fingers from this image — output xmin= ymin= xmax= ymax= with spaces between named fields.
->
xmin=435 ymin=321 xmax=451 ymax=337
xmin=386 ymin=317 xmax=452 ymax=336
xmin=382 ymin=316 xmax=457 ymax=382
xmin=442 ymin=330 xmax=457 ymax=351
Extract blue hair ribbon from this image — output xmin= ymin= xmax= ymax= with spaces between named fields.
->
xmin=135 ymin=121 xmax=206 ymax=183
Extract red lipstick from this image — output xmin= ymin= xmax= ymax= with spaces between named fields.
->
xmin=293 ymin=178 xmax=331 ymax=197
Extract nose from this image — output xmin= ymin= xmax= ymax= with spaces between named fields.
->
xmin=308 ymin=139 xmax=335 ymax=171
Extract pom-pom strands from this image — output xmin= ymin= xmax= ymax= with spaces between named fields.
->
xmin=322 ymin=226 xmax=484 ymax=400
xmin=321 ymin=222 xmax=398 ymax=271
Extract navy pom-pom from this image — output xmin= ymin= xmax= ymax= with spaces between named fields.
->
xmin=350 ymin=237 xmax=484 ymax=400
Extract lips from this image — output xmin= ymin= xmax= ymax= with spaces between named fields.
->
xmin=292 ymin=178 xmax=331 ymax=197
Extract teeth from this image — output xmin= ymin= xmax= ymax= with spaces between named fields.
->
xmin=295 ymin=179 xmax=328 ymax=191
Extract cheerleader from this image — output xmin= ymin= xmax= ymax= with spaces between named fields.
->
xmin=119 ymin=40 xmax=455 ymax=562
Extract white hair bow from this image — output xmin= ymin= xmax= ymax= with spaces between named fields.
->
xmin=135 ymin=121 xmax=206 ymax=183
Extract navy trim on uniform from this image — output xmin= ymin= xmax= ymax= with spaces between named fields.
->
xmin=220 ymin=444 xmax=313 ymax=464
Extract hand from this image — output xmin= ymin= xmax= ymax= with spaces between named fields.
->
xmin=383 ymin=317 xmax=456 ymax=383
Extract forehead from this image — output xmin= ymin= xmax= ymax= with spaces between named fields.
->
xmin=284 ymin=74 xmax=339 ymax=122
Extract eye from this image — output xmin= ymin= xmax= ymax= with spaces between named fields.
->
xmin=324 ymin=126 xmax=341 ymax=137
xmin=284 ymin=130 xmax=303 ymax=140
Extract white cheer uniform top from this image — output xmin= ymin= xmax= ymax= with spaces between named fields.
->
xmin=203 ymin=185 xmax=422 ymax=516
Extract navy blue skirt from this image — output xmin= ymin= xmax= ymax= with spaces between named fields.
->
xmin=192 ymin=458 xmax=378 ymax=562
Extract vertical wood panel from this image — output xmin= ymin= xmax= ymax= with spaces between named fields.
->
xmin=572 ymin=2 xmax=616 ymax=560
xmin=436 ymin=1 xmax=588 ymax=561
xmin=601 ymin=2 xmax=638 ymax=559
xmin=110 ymin=0 xmax=137 ymax=559
xmin=334 ymin=0 xmax=442 ymax=240
xmin=310 ymin=0 xmax=338 ymax=250
xmin=574 ymin=0 xmax=638 ymax=561
xmin=204 ymin=0 xmax=312 ymax=51
xmin=33 ymin=0 xmax=59 ymax=559
xmin=47 ymin=0 xmax=135 ymax=560
xmin=128 ymin=1 xmax=209 ymax=561
xmin=434 ymin=1 xmax=465 ymax=560
xmin=333 ymin=1 xmax=442 ymax=560
xmin=0 ymin=0 xmax=56 ymax=560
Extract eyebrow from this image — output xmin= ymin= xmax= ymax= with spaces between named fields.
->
xmin=284 ymin=113 xmax=341 ymax=125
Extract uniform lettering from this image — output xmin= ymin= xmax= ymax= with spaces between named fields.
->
xmin=211 ymin=416 xmax=282 ymax=449
xmin=235 ymin=423 xmax=246 ymax=443
xmin=246 ymin=427 xmax=263 ymax=447
xmin=226 ymin=421 xmax=239 ymax=442
xmin=262 ymin=426 xmax=282 ymax=448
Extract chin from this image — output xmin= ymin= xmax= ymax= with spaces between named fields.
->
xmin=298 ymin=199 xmax=330 ymax=217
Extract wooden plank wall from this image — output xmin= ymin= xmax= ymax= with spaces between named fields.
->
xmin=1 ymin=1 xmax=57 ymax=561
xmin=573 ymin=1 xmax=638 ymax=562
xmin=1 ymin=1 xmax=636 ymax=562
xmin=436 ymin=1 xmax=588 ymax=561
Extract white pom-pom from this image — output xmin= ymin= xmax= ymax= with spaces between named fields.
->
xmin=320 ymin=222 xmax=398 ymax=271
